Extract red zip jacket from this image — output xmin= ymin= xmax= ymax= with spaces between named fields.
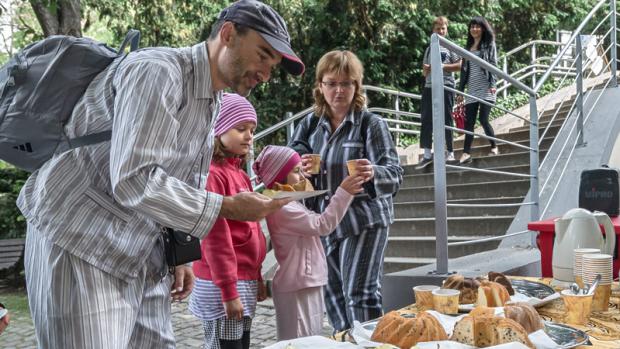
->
xmin=192 ymin=157 xmax=266 ymax=301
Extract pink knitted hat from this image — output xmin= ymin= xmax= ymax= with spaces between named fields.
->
xmin=252 ymin=145 xmax=301 ymax=189
xmin=214 ymin=93 xmax=258 ymax=136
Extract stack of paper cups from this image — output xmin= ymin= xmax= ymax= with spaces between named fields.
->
xmin=582 ymin=253 xmax=613 ymax=311
xmin=573 ymin=248 xmax=600 ymax=287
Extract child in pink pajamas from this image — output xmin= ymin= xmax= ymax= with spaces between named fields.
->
xmin=252 ymin=145 xmax=364 ymax=340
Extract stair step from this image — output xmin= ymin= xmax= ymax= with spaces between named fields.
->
xmin=451 ymin=124 xmax=558 ymax=149
xmin=385 ymin=236 xmax=501 ymax=259
xmin=510 ymin=119 xmax=566 ymax=133
xmin=390 ymin=215 xmax=515 ymax=237
xmin=395 ymin=179 xmax=530 ymax=202
xmin=403 ymin=164 xmax=530 ymax=187
xmin=394 ymin=196 xmax=525 ymax=218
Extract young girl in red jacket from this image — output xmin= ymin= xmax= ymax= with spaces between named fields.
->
xmin=190 ymin=93 xmax=266 ymax=349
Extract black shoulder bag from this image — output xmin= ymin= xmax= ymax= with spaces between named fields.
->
xmin=163 ymin=227 xmax=202 ymax=268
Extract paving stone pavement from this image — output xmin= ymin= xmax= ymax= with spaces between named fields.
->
xmin=0 ymin=298 xmax=334 ymax=349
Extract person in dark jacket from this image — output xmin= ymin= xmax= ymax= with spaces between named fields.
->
xmin=457 ymin=16 xmax=499 ymax=164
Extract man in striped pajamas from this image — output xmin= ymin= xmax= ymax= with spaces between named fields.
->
xmin=17 ymin=1 xmax=304 ymax=348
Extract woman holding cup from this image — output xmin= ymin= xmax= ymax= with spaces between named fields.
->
xmin=289 ymin=50 xmax=403 ymax=331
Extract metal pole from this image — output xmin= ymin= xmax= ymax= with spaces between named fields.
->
xmin=503 ymin=57 xmax=508 ymax=98
xmin=394 ymin=96 xmax=401 ymax=145
xmin=430 ymin=33 xmax=449 ymax=275
xmin=531 ymin=43 xmax=537 ymax=88
xmin=528 ymin=96 xmax=540 ymax=246
xmin=612 ymin=0 xmax=618 ymax=87
xmin=285 ymin=111 xmax=294 ymax=144
xmin=576 ymin=35 xmax=586 ymax=146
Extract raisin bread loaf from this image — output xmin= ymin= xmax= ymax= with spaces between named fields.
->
xmin=450 ymin=315 xmax=535 ymax=348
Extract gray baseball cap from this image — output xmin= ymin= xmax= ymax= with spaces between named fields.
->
xmin=219 ymin=0 xmax=305 ymax=76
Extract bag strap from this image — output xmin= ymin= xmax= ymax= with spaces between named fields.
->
xmin=117 ymin=29 xmax=141 ymax=53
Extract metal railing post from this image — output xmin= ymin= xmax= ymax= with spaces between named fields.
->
xmin=285 ymin=112 xmax=294 ymax=144
xmin=394 ymin=96 xmax=401 ymax=145
xmin=531 ymin=43 xmax=537 ymax=88
xmin=503 ymin=57 xmax=508 ymax=98
xmin=576 ymin=35 xmax=586 ymax=146
xmin=247 ymin=145 xmax=255 ymax=179
xmin=612 ymin=0 xmax=618 ymax=87
xmin=430 ymin=33 xmax=449 ymax=275
xmin=529 ymin=96 xmax=540 ymax=246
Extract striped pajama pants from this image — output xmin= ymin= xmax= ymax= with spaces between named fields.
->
xmin=24 ymin=225 xmax=175 ymax=349
xmin=323 ymin=226 xmax=389 ymax=332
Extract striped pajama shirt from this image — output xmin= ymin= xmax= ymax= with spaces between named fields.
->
xmin=289 ymin=110 xmax=402 ymax=331
xmin=17 ymin=43 xmax=223 ymax=347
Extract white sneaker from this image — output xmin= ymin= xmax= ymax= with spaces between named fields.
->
xmin=459 ymin=153 xmax=472 ymax=164
xmin=489 ymin=147 xmax=499 ymax=156
xmin=446 ymin=153 xmax=457 ymax=163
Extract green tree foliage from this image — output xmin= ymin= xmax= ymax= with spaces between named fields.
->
xmin=0 ymin=0 xmax=602 ymax=239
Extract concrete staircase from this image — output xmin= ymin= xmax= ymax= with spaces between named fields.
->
xmin=384 ymin=100 xmax=574 ymax=274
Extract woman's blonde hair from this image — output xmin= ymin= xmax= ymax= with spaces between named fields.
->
xmin=313 ymin=50 xmax=366 ymax=118
xmin=212 ymin=136 xmax=248 ymax=166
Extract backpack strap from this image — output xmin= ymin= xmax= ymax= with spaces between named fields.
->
xmin=67 ymin=131 xmax=113 ymax=150
xmin=118 ymin=30 xmax=141 ymax=53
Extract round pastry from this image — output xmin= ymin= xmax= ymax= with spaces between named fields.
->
xmin=442 ymin=274 xmax=481 ymax=304
xmin=504 ymin=302 xmax=544 ymax=333
xmin=451 ymin=314 xmax=535 ymax=348
xmin=370 ymin=311 xmax=448 ymax=348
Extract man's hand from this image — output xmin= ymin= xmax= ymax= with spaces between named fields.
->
xmin=219 ymin=192 xmax=292 ymax=221
xmin=170 ymin=265 xmax=195 ymax=301
xmin=224 ymin=298 xmax=244 ymax=320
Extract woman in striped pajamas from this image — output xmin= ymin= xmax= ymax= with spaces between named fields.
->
xmin=289 ymin=50 xmax=403 ymax=332
xmin=457 ymin=16 xmax=499 ymax=164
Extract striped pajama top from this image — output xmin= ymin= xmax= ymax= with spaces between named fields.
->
xmin=16 ymin=43 xmax=223 ymax=281
xmin=289 ymin=110 xmax=403 ymax=246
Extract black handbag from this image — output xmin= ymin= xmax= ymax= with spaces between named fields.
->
xmin=162 ymin=227 xmax=202 ymax=268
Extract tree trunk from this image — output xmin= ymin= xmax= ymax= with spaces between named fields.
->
xmin=30 ymin=0 xmax=82 ymax=37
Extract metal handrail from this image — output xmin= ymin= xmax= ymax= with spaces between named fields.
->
xmin=458 ymin=1 xmax=618 ymax=249
xmin=448 ymin=230 xmax=533 ymax=246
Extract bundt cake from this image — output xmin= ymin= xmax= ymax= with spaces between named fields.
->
xmin=442 ymin=274 xmax=481 ymax=304
xmin=370 ymin=311 xmax=448 ymax=348
xmin=476 ymin=280 xmax=511 ymax=307
xmin=488 ymin=271 xmax=515 ymax=295
xmin=450 ymin=314 xmax=535 ymax=348
xmin=504 ymin=302 xmax=544 ymax=333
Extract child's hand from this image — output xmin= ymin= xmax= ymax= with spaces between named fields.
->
xmin=224 ymin=298 xmax=244 ymax=320
xmin=340 ymin=175 xmax=365 ymax=195
xmin=257 ymin=281 xmax=268 ymax=302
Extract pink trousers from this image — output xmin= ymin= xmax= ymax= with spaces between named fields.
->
xmin=272 ymin=286 xmax=325 ymax=341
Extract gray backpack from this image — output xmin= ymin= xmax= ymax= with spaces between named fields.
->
xmin=0 ymin=30 xmax=140 ymax=172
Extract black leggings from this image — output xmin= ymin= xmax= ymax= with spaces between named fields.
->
xmin=463 ymin=101 xmax=496 ymax=154
xmin=219 ymin=331 xmax=250 ymax=349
